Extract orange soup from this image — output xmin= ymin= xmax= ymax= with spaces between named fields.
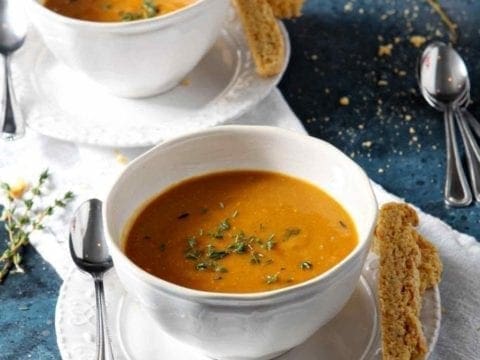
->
xmin=124 ymin=170 xmax=358 ymax=293
xmin=43 ymin=0 xmax=196 ymax=22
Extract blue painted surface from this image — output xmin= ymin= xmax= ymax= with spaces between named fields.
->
xmin=1 ymin=0 xmax=480 ymax=358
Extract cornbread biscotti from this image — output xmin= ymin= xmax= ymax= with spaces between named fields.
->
xmin=233 ymin=0 xmax=285 ymax=77
xmin=267 ymin=0 xmax=305 ymax=18
xmin=375 ymin=203 xmax=428 ymax=360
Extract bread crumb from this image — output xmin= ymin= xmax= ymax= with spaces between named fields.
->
xmin=377 ymin=80 xmax=389 ymax=86
xmin=409 ymin=35 xmax=427 ymax=48
xmin=362 ymin=140 xmax=373 ymax=148
xmin=9 ymin=179 xmax=28 ymax=199
xmin=378 ymin=44 xmax=393 ymax=57
xmin=344 ymin=2 xmax=353 ymax=12
xmin=180 ymin=77 xmax=191 ymax=86
xmin=339 ymin=96 xmax=350 ymax=106
xmin=405 ymin=114 xmax=413 ymax=121
xmin=114 ymin=150 xmax=129 ymax=165
xmin=398 ymin=70 xmax=407 ymax=76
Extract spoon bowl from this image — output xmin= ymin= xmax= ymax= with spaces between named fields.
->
xmin=70 ymin=199 xmax=112 ymax=273
xmin=419 ymin=41 xmax=469 ymax=104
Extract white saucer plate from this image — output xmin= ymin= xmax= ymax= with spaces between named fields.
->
xmin=13 ymin=12 xmax=290 ymax=148
xmin=55 ymin=253 xmax=441 ymax=360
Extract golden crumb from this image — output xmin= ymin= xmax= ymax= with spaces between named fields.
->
xmin=180 ymin=77 xmax=191 ymax=86
xmin=9 ymin=179 xmax=28 ymax=199
xmin=378 ymin=43 xmax=393 ymax=57
xmin=339 ymin=96 xmax=350 ymax=106
xmin=362 ymin=140 xmax=373 ymax=148
xmin=377 ymin=80 xmax=389 ymax=86
xmin=114 ymin=150 xmax=129 ymax=165
xmin=409 ymin=35 xmax=427 ymax=48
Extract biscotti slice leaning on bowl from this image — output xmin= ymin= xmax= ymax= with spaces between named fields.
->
xmin=267 ymin=0 xmax=305 ymax=18
xmin=232 ymin=0 xmax=285 ymax=77
xmin=374 ymin=203 xmax=428 ymax=360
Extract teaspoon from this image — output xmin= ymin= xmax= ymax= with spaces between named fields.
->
xmin=0 ymin=0 xmax=27 ymax=140
xmin=418 ymin=42 xmax=472 ymax=207
xmin=70 ymin=199 xmax=115 ymax=360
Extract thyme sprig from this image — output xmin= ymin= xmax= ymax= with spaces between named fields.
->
xmin=0 ymin=170 xmax=74 ymax=283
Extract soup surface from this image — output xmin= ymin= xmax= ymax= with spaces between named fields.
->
xmin=43 ymin=0 xmax=196 ymax=22
xmin=124 ymin=170 xmax=358 ymax=293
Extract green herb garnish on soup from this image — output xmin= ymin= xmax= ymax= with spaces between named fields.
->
xmin=124 ymin=170 xmax=358 ymax=293
xmin=43 ymin=0 xmax=196 ymax=22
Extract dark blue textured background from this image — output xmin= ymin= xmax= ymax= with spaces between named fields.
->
xmin=1 ymin=0 xmax=480 ymax=359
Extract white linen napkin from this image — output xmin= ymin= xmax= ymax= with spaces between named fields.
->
xmin=0 ymin=89 xmax=479 ymax=359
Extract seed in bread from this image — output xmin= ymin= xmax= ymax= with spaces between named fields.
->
xmin=375 ymin=203 xmax=428 ymax=360
xmin=233 ymin=0 xmax=285 ymax=77
xmin=267 ymin=0 xmax=305 ymax=18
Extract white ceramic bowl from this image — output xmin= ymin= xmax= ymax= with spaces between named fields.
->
xmin=104 ymin=125 xmax=378 ymax=360
xmin=25 ymin=0 xmax=229 ymax=98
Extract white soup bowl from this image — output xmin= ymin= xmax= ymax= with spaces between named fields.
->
xmin=25 ymin=0 xmax=229 ymax=98
xmin=103 ymin=125 xmax=378 ymax=359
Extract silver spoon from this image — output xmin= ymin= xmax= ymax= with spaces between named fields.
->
xmin=0 ymin=0 xmax=27 ymax=140
xmin=421 ymin=45 xmax=480 ymax=203
xmin=70 ymin=199 xmax=114 ymax=360
xmin=418 ymin=42 xmax=472 ymax=207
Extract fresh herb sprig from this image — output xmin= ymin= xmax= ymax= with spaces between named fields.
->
xmin=0 ymin=170 xmax=74 ymax=283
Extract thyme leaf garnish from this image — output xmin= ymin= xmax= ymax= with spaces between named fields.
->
xmin=300 ymin=261 xmax=313 ymax=270
xmin=250 ymin=252 xmax=263 ymax=264
xmin=284 ymin=227 xmax=301 ymax=240
xmin=265 ymin=272 xmax=280 ymax=284
xmin=177 ymin=212 xmax=190 ymax=220
xmin=210 ymin=218 xmax=230 ymax=239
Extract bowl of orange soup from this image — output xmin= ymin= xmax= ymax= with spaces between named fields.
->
xmin=103 ymin=125 xmax=378 ymax=359
xmin=25 ymin=0 xmax=228 ymax=97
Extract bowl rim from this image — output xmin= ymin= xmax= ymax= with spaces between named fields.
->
xmin=26 ymin=0 xmax=209 ymax=29
xmin=103 ymin=125 xmax=378 ymax=302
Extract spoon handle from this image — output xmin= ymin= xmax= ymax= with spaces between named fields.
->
xmin=463 ymin=109 xmax=480 ymax=139
xmin=94 ymin=275 xmax=115 ymax=360
xmin=444 ymin=106 xmax=472 ymax=207
xmin=455 ymin=109 xmax=480 ymax=202
xmin=0 ymin=54 xmax=25 ymax=140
